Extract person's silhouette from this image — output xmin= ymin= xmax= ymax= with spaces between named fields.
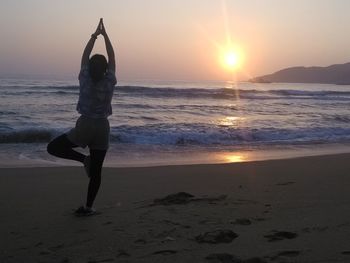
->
xmin=47 ymin=18 xmax=116 ymax=216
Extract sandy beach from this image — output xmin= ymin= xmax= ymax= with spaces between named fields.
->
xmin=1 ymin=153 xmax=350 ymax=263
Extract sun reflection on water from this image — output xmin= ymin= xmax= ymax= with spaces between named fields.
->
xmin=218 ymin=116 xmax=245 ymax=127
xmin=225 ymin=81 xmax=236 ymax=89
xmin=213 ymin=151 xmax=252 ymax=163
xmin=224 ymin=154 xmax=246 ymax=162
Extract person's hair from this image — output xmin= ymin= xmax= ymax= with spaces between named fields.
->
xmin=89 ymin=54 xmax=108 ymax=83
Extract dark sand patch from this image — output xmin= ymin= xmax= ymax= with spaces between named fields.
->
xmin=264 ymin=231 xmax=298 ymax=242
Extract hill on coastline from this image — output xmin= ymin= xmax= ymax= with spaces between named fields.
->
xmin=251 ymin=62 xmax=350 ymax=85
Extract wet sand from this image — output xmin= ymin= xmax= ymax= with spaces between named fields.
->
xmin=1 ymin=153 xmax=350 ymax=262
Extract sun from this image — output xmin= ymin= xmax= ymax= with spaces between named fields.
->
xmin=225 ymin=51 xmax=239 ymax=68
xmin=220 ymin=48 xmax=243 ymax=71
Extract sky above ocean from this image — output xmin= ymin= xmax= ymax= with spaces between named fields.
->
xmin=1 ymin=0 xmax=350 ymax=81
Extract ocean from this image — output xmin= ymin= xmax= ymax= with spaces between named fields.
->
xmin=1 ymin=77 xmax=350 ymax=167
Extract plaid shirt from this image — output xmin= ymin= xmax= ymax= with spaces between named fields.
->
xmin=77 ymin=66 xmax=117 ymax=118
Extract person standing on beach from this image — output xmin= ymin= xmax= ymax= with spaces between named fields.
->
xmin=47 ymin=18 xmax=116 ymax=216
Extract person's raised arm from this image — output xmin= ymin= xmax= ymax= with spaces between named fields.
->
xmin=100 ymin=20 xmax=116 ymax=72
xmin=81 ymin=20 xmax=102 ymax=68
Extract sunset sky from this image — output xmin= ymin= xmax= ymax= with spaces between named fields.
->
xmin=1 ymin=0 xmax=350 ymax=81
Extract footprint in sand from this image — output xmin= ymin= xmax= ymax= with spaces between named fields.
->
xmin=152 ymin=192 xmax=227 ymax=206
xmin=87 ymin=259 xmax=115 ymax=263
xmin=253 ymin=217 xmax=267 ymax=222
xmin=276 ymin=181 xmax=295 ymax=186
xmin=39 ymin=250 xmax=51 ymax=255
xmin=116 ymin=249 xmax=130 ymax=258
xmin=205 ymin=253 xmax=267 ymax=263
xmin=152 ymin=250 xmax=177 ymax=255
xmin=267 ymin=250 xmax=301 ymax=261
xmin=195 ymin=229 xmax=239 ymax=244
xmin=49 ymin=244 xmax=65 ymax=251
xmin=302 ymin=226 xmax=329 ymax=233
xmin=205 ymin=253 xmax=240 ymax=262
xmin=244 ymin=258 xmax=268 ymax=263
xmin=34 ymin=241 xmax=43 ymax=247
xmin=134 ymin=238 xmax=148 ymax=245
xmin=277 ymin=250 xmax=301 ymax=257
xmin=264 ymin=231 xmax=298 ymax=242
xmin=75 ymin=229 xmax=89 ymax=233
xmin=231 ymin=218 xmax=252 ymax=225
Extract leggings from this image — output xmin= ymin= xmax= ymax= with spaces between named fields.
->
xmin=47 ymin=134 xmax=107 ymax=208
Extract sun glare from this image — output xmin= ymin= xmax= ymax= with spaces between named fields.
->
xmin=221 ymin=48 xmax=243 ymax=71
xmin=224 ymin=154 xmax=246 ymax=163
xmin=198 ymin=0 xmax=248 ymax=76
xmin=225 ymin=52 xmax=238 ymax=67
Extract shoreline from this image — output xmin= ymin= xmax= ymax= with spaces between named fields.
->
xmin=1 ymin=142 xmax=350 ymax=168
xmin=1 ymin=151 xmax=350 ymax=169
xmin=1 ymin=153 xmax=350 ymax=262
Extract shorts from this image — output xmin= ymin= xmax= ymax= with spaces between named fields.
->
xmin=67 ymin=115 xmax=110 ymax=150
